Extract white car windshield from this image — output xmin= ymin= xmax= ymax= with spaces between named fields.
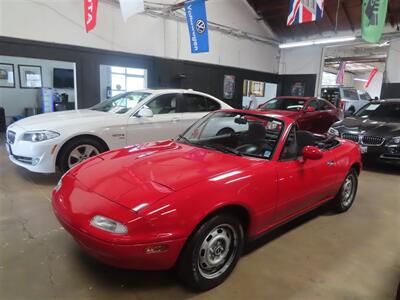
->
xmin=90 ymin=92 xmax=151 ymax=114
xmin=178 ymin=111 xmax=284 ymax=159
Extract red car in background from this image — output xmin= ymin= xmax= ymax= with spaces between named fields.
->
xmin=258 ymin=97 xmax=342 ymax=133
xmin=52 ymin=110 xmax=361 ymax=291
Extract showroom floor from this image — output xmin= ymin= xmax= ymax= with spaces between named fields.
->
xmin=0 ymin=139 xmax=399 ymax=300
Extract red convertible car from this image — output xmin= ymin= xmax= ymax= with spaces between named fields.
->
xmin=52 ymin=110 xmax=361 ymax=291
xmin=258 ymin=97 xmax=342 ymax=133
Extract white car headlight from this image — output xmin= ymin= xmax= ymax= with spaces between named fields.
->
xmin=22 ymin=130 xmax=60 ymax=142
xmin=328 ymin=127 xmax=339 ymax=136
xmin=90 ymin=215 xmax=128 ymax=234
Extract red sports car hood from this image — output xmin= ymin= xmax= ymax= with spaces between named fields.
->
xmin=260 ymin=109 xmax=301 ymax=119
xmin=69 ymin=140 xmax=258 ymax=210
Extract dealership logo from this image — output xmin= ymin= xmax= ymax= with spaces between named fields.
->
xmin=195 ymin=19 xmax=206 ymax=34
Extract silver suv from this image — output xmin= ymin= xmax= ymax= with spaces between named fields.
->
xmin=321 ymin=86 xmax=372 ymax=114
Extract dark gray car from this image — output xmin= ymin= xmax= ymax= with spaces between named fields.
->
xmin=328 ymin=99 xmax=400 ymax=164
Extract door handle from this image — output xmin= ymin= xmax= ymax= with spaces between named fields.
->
xmin=327 ymin=160 xmax=335 ymax=166
xmin=171 ymin=117 xmax=180 ymax=122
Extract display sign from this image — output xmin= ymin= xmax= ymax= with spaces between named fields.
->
xmin=184 ymin=0 xmax=209 ymax=53
xmin=84 ymin=0 xmax=98 ymax=32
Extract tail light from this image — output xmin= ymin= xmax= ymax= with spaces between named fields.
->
xmin=339 ymin=99 xmax=345 ymax=108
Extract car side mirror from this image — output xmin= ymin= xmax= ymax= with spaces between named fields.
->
xmin=305 ymin=106 xmax=316 ymax=112
xmin=303 ymin=146 xmax=323 ymax=160
xmin=344 ymin=110 xmax=354 ymax=117
xmin=136 ymin=107 xmax=153 ymax=118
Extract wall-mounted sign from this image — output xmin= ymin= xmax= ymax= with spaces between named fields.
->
xmin=184 ymin=0 xmax=209 ymax=53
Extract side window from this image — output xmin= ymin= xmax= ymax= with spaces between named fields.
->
xmin=182 ymin=94 xmax=220 ymax=112
xmin=317 ymin=100 xmax=332 ymax=111
xmin=146 ymin=93 xmax=178 ymax=114
xmin=307 ymin=100 xmax=318 ymax=110
xmin=342 ymin=89 xmax=359 ymax=100
xmin=205 ymin=97 xmax=221 ymax=111
xmin=280 ymin=126 xmax=298 ymax=161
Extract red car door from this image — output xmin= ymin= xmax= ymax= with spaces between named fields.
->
xmin=274 ymin=126 xmax=339 ymax=221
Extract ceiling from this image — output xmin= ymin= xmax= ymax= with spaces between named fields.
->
xmin=247 ymin=0 xmax=400 ymax=40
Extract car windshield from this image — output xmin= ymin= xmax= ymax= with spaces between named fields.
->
xmin=355 ymin=102 xmax=400 ymax=123
xmin=259 ymin=98 xmax=306 ymax=112
xmin=178 ymin=111 xmax=284 ymax=159
xmin=90 ymin=92 xmax=151 ymax=114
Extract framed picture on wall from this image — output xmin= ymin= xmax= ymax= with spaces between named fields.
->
xmin=18 ymin=65 xmax=43 ymax=88
xmin=250 ymin=80 xmax=265 ymax=97
xmin=223 ymin=75 xmax=235 ymax=99
xmin=0 ymin=63 xmax=15 ymax=88
xmin=290 ymin=81 xmax=306 ymax=96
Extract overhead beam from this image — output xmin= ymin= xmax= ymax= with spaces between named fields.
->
xmin=341 ymin=1 xmax=355 ymax=32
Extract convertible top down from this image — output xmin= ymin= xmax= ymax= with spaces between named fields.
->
xmin=53 ymin=109 xmax=362 ymax=291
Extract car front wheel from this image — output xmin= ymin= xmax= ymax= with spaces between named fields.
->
xmin=58 ymin=137 xmax=107 ymax=173
xmin=331 ymin=169 xmax=358 ymax=213
xmin=176 ymin=214 xmax=244 ymax=291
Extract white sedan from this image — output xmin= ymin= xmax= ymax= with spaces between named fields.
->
xmin=5 ymin=89 xmax=232 ymax=173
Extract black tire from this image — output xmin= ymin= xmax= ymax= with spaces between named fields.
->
xmin=57 ymin=137 xmax=107 ymax=173
xmin=176 ymin=214 xmax=244 ymax=292
xmin=216 ymin=128 xmax=235 ymax=136
xmin=331 ymin=169 xmax=358 ymax=213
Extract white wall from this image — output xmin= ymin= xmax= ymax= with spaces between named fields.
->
xmin=0 ymin=0 xmax=279 ymax=73
xmin=0 ymin=56 xmax=75 ymax=124
xmin=279 ymin=45 xmax=324 ymax=75
xmin=386 ymin=39 xmax=400 ymax=83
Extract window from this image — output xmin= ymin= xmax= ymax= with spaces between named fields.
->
xmin=111 ymin=67 xmax=146 ymax=97
xmin=317 ymin=99 xmax=333 ymax=111
xmin=280 ymin=126 xmax=298 ymax=160
xmin=342 ymin=88 xmax=359 ymax=101
xmin=182 ymin=94 xmax=221 ymax=112
xmin=307 ymin=100 xmax=318 ymax=110
xmin=259 ymin=98 xmax=306 ymax=112
xmin=147 ymin=94 xmax=178 ymax=114
xmin=90 ymin=92 xmax=150 ymax=114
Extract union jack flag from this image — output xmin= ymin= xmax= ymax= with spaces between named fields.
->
xmin=287 ymin=0 xmax=324 ymax=26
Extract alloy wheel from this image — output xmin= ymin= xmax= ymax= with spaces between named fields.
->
xmin=68 ymin=144 xmax=99 ymax=168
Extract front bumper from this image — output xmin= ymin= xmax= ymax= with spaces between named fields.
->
xmin=54 ymin=211 xmax=186 ymax=270
xmin=52 ymin=175 xmax=186 ymax=270
xmin=5 ymin=128 xmax=60 ymax=173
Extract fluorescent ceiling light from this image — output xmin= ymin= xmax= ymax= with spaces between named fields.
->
xmin=354 ymin=78 xmax=368 ymax=82
xmin=279 ymin=36 xmax=356 ymax=49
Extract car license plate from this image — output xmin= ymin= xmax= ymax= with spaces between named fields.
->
xmin=360 ymin=146 xmax=368 ymax=154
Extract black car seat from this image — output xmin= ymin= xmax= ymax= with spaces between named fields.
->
xmin=236 ymin=123 xmax=272 ymax=156
xmin=296 ymin=130 xmax=316 ymax=156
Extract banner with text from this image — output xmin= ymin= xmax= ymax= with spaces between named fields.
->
xmin=84 ymin=0 xmax=98 ymax=32
xmin=184 ymin=0 xmax=209 ymax=54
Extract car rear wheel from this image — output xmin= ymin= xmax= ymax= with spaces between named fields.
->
xmin=331 ymin=169 xmax=358 ymax=213
xmin=176 ymin=214 xmax=244 ymax=291
xmin=58 ymin=137 xmax=107 ymax=173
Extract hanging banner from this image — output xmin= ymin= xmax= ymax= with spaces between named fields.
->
xmin=287 ymin=0 xmax=324 ymax=26
xmin=84 ymin=0 xmax=98 ymax=32
xmin=365 ymin=67 xmax=378 ymax=88
xmin=119 ymin=0 xmax=144 ymax=23
xmin=362 ymin=0 xmax=388 ymax=43
xmin=336 ymin=61 xmax=346 ymax=85
xmin=184 ymin=0 xmax=209 ymax=53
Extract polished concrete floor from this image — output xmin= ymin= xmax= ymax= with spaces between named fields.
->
xmin=1 ymin=139 xmax=399 ymax=300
